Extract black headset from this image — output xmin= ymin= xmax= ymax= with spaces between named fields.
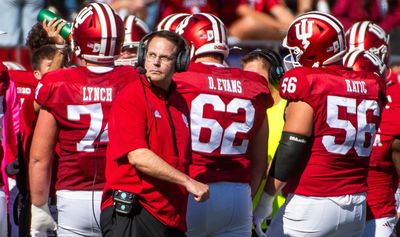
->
xmin=136 ymin=31 xmax=191 ymax=73
xmin=246 ymin=48 xmax=284 ymax=85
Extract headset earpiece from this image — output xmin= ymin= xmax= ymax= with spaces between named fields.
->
xmin=248 ymin=48 xmax=284 ymax=85
xmin=136 ymin=31 xmax=190 ymax=73
xmin=175 ymin=42 xmax=190 ymax=72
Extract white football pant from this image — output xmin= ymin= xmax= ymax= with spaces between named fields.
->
xmin=267 ymin=193 xmax=366 ymax=237
xmin=56 ymin=190 xmax=102 ymax=236
xmin=187 ymin=182 xmax=252 ymax=237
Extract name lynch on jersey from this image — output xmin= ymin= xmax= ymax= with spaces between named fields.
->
xmin=345 ymin=79 xmax=367 ymax=94
xmin=208 ymin=76 xmax=242 ymax=94
xmin=83 ymin=87 xmax=113 ymax=102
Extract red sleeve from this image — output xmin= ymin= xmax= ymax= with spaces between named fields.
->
xmin=107 ymin=82 xmax=148 ymax=161
xmin=34 ymin=79 xmax=52 ymax=109
xmin=279 ymin=68 xmax=312 ymax=103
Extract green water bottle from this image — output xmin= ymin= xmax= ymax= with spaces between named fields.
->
xmin=37 ymin=9 xmax=72 ymax=41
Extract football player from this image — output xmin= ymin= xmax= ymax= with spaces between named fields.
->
xmin=360 ymin=54 xmax=399 ymax=237
xmin=253 ymin=11 xmax=386 ymax=237
xmin=241 ymin=48 xmax=287 ymax=232
xmin=174 ymin=13 xmax=273 ymax=236
xmin=346 ymin=21 xmax=390 ymax=67
xmin=345 ymin=22 xmax=398 ymax=237
xmin=29 ymin=3 xmax=137 ymax=236
xmin=115 ymin=15 xmax=150 ymax=66
xmin=0 ymin=61 xmax=18 ymax=237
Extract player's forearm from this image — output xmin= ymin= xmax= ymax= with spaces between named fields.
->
xmin=264 ymin=176 xmax=286 ymax=196
xmin=29 ymin=109 xmax=58 ymax=205
xmin=251 ymin=160 xmax=267 ymax=198
xmin=128 ymin=148 xmax=191 ymax=186
xmin=249 ymin=117 xmax=269 ymax=197
xmin=29 ymin=156 xmax=52 ymax=206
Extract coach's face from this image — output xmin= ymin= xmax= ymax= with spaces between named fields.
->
xmin=144 ymin=36 xmax=177 ymax=91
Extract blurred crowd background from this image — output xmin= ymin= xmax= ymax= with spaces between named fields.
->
xmin=0 ymin=0 xmax=399 ymax=70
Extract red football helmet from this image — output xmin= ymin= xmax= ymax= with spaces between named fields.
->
xmin=123 ymin=15 xmax=150 ymax=49
xmin=346 ymin=21 xmax=390 ymax=66
xmin=156 ymin=13 xmax=190 ymax=32
xmin=283 ymin=11 xmax=346 ymax=68
xmin=343 ymin=49 xmax=386 ymax=77
xmin=3 ymin=61 xmax=26 ymax=71
xmin=176 ymin=13 xmax=229 ymax=60
xmin=72 ymin=3 xmax=124 ymax=63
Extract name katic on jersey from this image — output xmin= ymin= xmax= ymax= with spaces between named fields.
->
xmin=345 ymin=79 xmax=367 ymax=94
xmin=207 ymin=76 xmax=242 ymax=94
xmin=82 ymin=86 xmax=113 ymax=102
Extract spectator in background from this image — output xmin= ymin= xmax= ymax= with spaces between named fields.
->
xmin=156 ymin=0 xmax=244 ymax=34
xmin=156 ymin=0 xmax=296 ymax=40
xmin=331 ymin=0 xmax=400 ymax=33
xmin=230 ymin=0 xmax=295 ymax=40
xmin=284 ymin=0 xmax=332 ymax=14
xmin=0 ymin=0 xmax=45 ymax=47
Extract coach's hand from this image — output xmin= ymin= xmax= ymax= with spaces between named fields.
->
xmin=185 ymin=178 xmax=210 ymax=202
xmin=253 ymin=191 xmax=275 ymax=237
xmin=31 ymin=203 xmax=57 ymax=235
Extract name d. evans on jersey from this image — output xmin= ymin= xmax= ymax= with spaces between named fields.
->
xmin=345 ymin=79 xmax=367 ymax=94
xmin=82 ymin=86 xmax=113 ymax=102
xmin=207 ymin=76 xmax=242 ymax=94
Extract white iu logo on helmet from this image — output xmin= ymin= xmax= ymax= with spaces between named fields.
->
xmin=295 ymin=19 xmax=314 ymax=49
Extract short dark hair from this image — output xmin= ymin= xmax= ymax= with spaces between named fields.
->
xmin=240 ymin=53 xmax=270 ymax=71
xmin=31 ymin=45 xmax=57 ymax=70
xmin=145 ymin=30 xmax=187 ymax=57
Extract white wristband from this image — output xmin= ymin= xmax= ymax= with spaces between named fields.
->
xmin=55 ymin=44 xmax=66 ymax=49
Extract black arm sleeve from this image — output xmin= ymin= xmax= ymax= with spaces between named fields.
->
xmin=269 ymin=131 xmax=310 ymax=182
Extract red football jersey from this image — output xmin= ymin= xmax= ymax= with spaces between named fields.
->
xmin=366 ymin=81 xmax=400 ymax=220
xmin=281 ymin=65 xmax=385 ymax=197
xmin=173 ymin=62 xmax=273 ymax=183
xmin=8 ymin=70 xmax=38 ymax=107
xmin=35 ymin=66 xmax=136 ymax=190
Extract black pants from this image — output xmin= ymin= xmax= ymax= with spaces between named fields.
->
xmin=101 ymin=205 xmax=186 ymax=237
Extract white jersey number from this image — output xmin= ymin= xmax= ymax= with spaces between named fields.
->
xmin=190 ymin=94 xmax=255 ymax=155
xmin=67 ymin=103 xmax=108 ymax=152
xmin=281 ymin=77 xmax=297 ymax=93
xmin=322 ymin=95 xmax=380 ymax=157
